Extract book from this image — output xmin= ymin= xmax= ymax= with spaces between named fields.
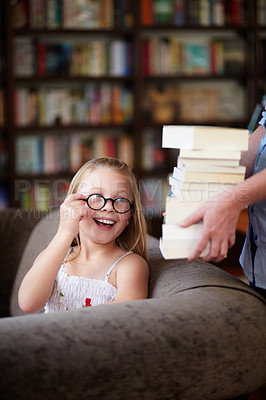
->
xmin=185 ymin=42 xmax=210 ymax=75
xmin=178 ymin=148 xmax=241 ymax=167
xmin=173 ymin=0 xmax=185 ymax=25
xmin=162 ymin=222 xmax=204 ymax=240
xmin=153 ymin=0 xmax=173 ymax=24
xmin=159 ymin=238 xmax=209 ymax=259
xmin=178 ymin=156 xmax=240 ymax=167
xmin=169 ymin=176 xmax=233 ymax=199
xmin=223 ymin=39 xmax=246 ymax=74
xmin=162 ymin=125 xmax=249 ymax=151
xmin=160 ymin=219 xmax=211 ymax=259
xmin=164 ymin=196 xmax=206 ymax=224
xmin=141 ymin=0 xmax=153 ymax=25
xmin=14 ymin=37 xmax=34 ymax=76
xmin=15 ymin=136 xmax=43 ymax=174
xmin=173 ymin=164 xmax=246 ymax=184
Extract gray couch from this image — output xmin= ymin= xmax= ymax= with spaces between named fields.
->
xmin=0 ymin=208 xmax=265 ymax=400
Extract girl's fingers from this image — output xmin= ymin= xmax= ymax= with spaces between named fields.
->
xmin=60 ymin=194 xmax=87 ymax=221
xmin=64 ymin=193 xmax=86 ymax=203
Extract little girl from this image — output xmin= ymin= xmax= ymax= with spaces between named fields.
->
xmin=18 ymin=157 xmax=149 ymax=313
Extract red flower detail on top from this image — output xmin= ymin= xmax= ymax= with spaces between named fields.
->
xmin=85 ymin=298 xmax=92 ymax=307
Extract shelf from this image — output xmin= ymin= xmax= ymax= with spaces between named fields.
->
xmin=142 ymin=74 xmax=248 ymax=81
xmin=15 ymin=76 xmax=134 ymax=83
xmin=15 ymin=124 xmax=134 ymax=133
xmin=14 ymin=28 xmax=134 ymax=36
xmin=140 ymin=120 xmax=249 ymax=128
xmin=0 ymin=0 xmax=263 ymax=211
xmin=140 ymin=25 xmax=249 ymax=32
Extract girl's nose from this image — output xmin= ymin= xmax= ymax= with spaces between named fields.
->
xmin=102 ymin=198 xmax=114 ymax=212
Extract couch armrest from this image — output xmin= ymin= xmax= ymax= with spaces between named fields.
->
xmin=0 ymin=284 xmax=265 ymax=400
xmin=0 ymin=209 xmax=44 ymax=317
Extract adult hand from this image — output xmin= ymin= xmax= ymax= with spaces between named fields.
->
xmin=179 ymin=191 xmax=241 ymax=262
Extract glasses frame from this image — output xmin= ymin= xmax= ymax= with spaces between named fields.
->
xmin=83 ymin=194 xmax=133 ymax=214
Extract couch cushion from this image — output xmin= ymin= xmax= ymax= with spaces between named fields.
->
xmin=10 ymin=208 xmax=60 ymax=316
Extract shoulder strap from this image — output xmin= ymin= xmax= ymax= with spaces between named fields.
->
xmin=105 ymin=251 xmax=133 ymax=282
xmin=64 ymin=247 xmax=73 ymax=263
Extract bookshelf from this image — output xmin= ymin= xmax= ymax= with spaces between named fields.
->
xmin=0 ymin=0 xmax=264 ymax=213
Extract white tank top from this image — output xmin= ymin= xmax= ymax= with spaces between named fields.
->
xmin=44 ymin=251 xmax=133 ymax=313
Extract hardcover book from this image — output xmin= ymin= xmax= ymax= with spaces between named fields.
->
xmin=162 ymin=125 xmax=249 ymax=151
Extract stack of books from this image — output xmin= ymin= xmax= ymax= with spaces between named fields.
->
xmin=160 ymin=125 xmax=249 ymax=259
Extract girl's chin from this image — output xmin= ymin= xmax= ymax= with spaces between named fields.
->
xmin=89 ymin=228 xmax=117 ymax=242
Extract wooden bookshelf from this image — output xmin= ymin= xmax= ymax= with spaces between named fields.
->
xmin=0 ymin=0 xmax=265 ymax=212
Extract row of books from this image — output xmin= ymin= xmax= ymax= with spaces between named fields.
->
xmin=188 ymin=0 xmax=246 ymax=27
xmin=141 ymin=129 xmax=178 ymax=172
xmin=17 ymin=180 xmax=70 ymax=211
xmin=141 ymin=0 xmax=185 ymax=26
xmin=14 ymin=84 xmax=133 ymax=127
xmin=13 ymin=176 xmax=170 ymax=212
xmin=16 ymin=175 xmax=170 ymax=212
xmin=160 ymin=124 xmax=249 ymax=259
xmin=143 ymin=82 xmax=246 ymax=124
xmin=141 ymin=129 xmax=167 ymax=171
xmin=140 ymin=177 xmax=170 ymax=214
xmin=14 ymin=38 xmax=132 ymax=77
xmin=141 ymin=0 xmax=246 ymax=27
xmin=12 ymin=0 xmax=133 ymax=30
xmin=142 ymin=36 xmax=246 ymax=76
xmin=15 ymin=132 xmax=134 ymax=175
xmin=15 ymin=175 xmax=170 ymax=212
xmin=257 ymin=0 xmax=266 ymax=26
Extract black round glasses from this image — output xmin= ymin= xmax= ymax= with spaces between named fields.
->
xmin=83 ymin=194 xmax=133 ymax=214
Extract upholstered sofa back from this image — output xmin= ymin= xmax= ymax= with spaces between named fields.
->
xmin=0 ymin=208 xmax=265 ymax=400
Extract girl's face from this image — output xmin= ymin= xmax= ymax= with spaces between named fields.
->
xmin=77 ymin=168 xmax=132 ymax=245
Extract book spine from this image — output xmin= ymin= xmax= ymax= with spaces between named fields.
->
xmin=141 ymin=0 xmax=153 ymax=25
xmin=36 ymin=41 xmax=46 ymax=76
xmin=173 ymin=0 xmax=185 ymax=26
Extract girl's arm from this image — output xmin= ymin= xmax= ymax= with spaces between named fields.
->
xmin=108 ymin=254 xmax=149 ymax=303
xmin=18 ymin=194 xmax=86 ymax=313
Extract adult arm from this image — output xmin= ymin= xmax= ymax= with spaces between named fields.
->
xmin=179 ymin=125 xmax=266 ymax=262
xmin=240 ymin=125 xmax=265 ymax=177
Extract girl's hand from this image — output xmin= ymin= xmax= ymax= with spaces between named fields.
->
xmin=58 ymin=193 xmax=87 ymax=240
xmin=179 ymin=191 xmax=241 ymax=263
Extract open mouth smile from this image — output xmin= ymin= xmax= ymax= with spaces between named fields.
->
xmin=94 ymin=218 xmax=116 ymax=227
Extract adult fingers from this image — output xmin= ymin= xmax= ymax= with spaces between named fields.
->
xmin=179 ymin=207 xmax=204 ymax=228
xmin=187 ymin=233 xmax=210 ymax=261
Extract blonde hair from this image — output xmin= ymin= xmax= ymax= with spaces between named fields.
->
xmin=68 ymin=157 xmax=147 ymax=261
